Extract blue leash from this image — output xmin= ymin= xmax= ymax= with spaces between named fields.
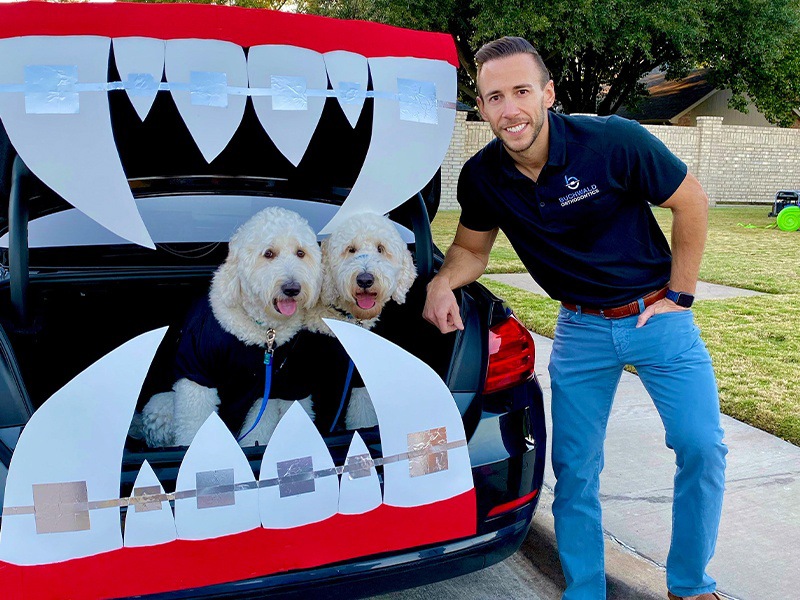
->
xmin=330 ymin=359 xmax=355 ymax=432
xmin=237 ymin=328 xmax=275 ymax=442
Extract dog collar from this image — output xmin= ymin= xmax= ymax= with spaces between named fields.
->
xmin=251 ymin=318 xmax=277 ymax=346
xmin=331 ymin=305 xmax=364 ymax=327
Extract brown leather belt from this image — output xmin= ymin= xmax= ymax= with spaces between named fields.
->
xmin=561 ymin=286 xmax=668 ymax=319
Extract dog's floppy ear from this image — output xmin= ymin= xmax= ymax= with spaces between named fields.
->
xmin=319 ymin=237 xmax=339 ymax=305
xmin=391 ymin=249 xmax=417 ymax=304
xmin=211 ymin=254 xmax=243 ymax=309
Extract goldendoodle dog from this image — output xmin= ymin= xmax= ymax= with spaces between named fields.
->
xmin=306 ymin=211 xmax=416 ymax=430
xmin=137 ymin=206 xmax=323 ymax=448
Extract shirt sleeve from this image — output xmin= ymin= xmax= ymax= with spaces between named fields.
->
xmin=606 ymin=116 xmax=688 ymax=205
xmin=457 ymin=158 xmax=499 ymax=232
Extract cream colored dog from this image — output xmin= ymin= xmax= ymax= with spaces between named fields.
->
xmin=137 ymin=206 xmax=322 ymax=448
xmin=306 ymin=211 xmax=416 ymax=430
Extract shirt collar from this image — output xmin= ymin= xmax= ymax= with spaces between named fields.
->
xmin=496 ymin=110 xmax=567 ymax=182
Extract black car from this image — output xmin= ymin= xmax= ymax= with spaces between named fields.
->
xmin=0 ymin=3 xmax=545 ymax=598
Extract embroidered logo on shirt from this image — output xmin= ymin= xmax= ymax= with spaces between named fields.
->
xmin=558 ymin=184 xmax=599 ymax=207
xmin=564 ymin=175 xmax=580 ymax=190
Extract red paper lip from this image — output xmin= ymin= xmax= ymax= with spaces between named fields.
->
xmin=0 ymin=490 xmax=476 ymax=600
xmin=0 ymin=2 xmax=458 ymax=68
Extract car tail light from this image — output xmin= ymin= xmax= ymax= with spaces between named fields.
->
xmin=487 ymin=489 xmax=540 ymax=517
xmin=483 ymin=315 xmax=535 ymax=394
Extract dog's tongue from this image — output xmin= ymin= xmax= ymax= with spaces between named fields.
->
xmin=276 ymin=298 xmax=297 ymax=316
xmin=356 ymin=294 xmax=377 ymax=310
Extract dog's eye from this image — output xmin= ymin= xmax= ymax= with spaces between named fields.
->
xmin=296 ymin=249 xmax=305 ymax=258
xmin=347 ymin=246 xmax=356 ymax=254
xmin=377 ymin=244 xmax=385 ymax=254
xmin=263 ymin=249 xmax=275 ymax=259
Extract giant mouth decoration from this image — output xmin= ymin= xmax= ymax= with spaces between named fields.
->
xmin=0 ymin=4 xmax=471 ymax=598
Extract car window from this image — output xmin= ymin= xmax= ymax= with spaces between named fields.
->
xmin=0 ymin=195 xmax=414 ymax=250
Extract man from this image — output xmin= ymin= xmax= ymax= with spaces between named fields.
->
xmin=423 ymin=37 xmax=727 ymax=600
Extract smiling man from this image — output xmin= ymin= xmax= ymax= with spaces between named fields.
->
xmin=423 ymin=37 xmax=727 ymax=600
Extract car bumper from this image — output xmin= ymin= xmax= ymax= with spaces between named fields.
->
xmin=141 ymin=502 xmax=536 ymax=600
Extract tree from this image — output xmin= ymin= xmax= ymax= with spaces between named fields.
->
xmin=299 ymin=0 xmax=800 ymax=126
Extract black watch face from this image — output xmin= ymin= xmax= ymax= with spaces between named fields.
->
xmin=676 ymin=293 xmax=694 ymax=307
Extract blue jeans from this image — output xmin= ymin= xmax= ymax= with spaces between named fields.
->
xmin=549 ymin=306 xmax=727 ymax=599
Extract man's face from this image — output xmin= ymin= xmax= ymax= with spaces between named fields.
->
xmin=476 ymin=54 xmax=555 ymax=155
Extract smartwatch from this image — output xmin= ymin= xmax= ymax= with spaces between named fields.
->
xmin=666 ymin=289 xmax=694 ymax=308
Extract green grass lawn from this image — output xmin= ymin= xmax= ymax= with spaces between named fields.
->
xmin=431 ymin=206 xmax=800 ymax=445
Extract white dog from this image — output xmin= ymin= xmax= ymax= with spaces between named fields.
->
xmin=306 ymin=211 xmax=416 ymax=430
xmin=137 ymin=206 xmax=322 ymax=448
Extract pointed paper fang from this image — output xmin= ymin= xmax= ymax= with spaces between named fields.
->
xmin=113 ymin=37 xmax=165 ymax=121
xmin=124 ymin=461 xmax=176 ymax=548
xmin=324 ymin=51 xmax=368 ymax=128
xmin=249 ymin=45 xmax=327 ymax=167
xmin=259 ymin=402 xmax=338 ymax=528
xmin=320 ymin=57 xmax=456 ymax=235
xmin=323 ymin=320 xmax=473 ymax=508
xmin=0 ymin=327 xmax=168 ymax=566
xmin=165 ymin=39 xmax=247 ymax=163
xmin=174 ymin=413 xmax=259 ymax=541
xmin=0 ymin=36 xmax=154 ymax=249
xmin=339 ymin=432 xmax=382 ymax=515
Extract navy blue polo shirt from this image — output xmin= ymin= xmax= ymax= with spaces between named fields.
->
xmin=458 ymin=112 xmax=687 ymax=307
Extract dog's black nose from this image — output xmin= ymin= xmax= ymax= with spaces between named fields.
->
xmin=281 ymin=281 xmax=301 ymax=297
xmin=356 ymin=272 xmax=374 ymax=289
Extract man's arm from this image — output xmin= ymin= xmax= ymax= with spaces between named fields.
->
xmin=423 ymin=224 xmax=498 ymax=333
xmin=636 ymin=172 xmax=708 ymax=327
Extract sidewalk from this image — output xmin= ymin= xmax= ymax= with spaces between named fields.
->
xmin=504 ymin=274 xmax=799 ymax=600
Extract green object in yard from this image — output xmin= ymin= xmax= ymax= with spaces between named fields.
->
xmin=776 ymin=206 xmax=800 ymax=231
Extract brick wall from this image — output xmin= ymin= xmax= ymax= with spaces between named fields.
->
xmin=439 ymin=115 xmax=800 ymax=209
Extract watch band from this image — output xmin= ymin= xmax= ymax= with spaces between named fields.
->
xmin=666 ymin=289 xmax=694 ymax=308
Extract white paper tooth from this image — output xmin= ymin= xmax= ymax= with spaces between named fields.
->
xmin=0 ymin=36 xmax=154 ymax=249
xmin=323 ymin=320 xmax=473 ymax=508
xmin=113 ymin=37 xmax=165 ymax=121
xmin=248 ymin=45 xmax=328 ymax=167
xmin=338 ymin=432 xmax=382 ymax=515
xmin=0 ymin=327 xmax=168 ymax=566
xmin=174 ymin=413 xmax=260 ymax=540
xmin=324 ymin=51 xmax=368 ymax=128
xmin=165 ymin=39 xmax=247 ymax=163
xmin=259 ymin=402 xmax=338 ymax=528
xmin=320 ymin=57 xmax=456 ymax=234
xmin=123 ymin=460 xmax=176 ymax=548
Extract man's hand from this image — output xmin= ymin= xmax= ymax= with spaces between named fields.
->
xmin=636 ymin=298 xmax=689 ymax=328
xmin=422 ymin=224 xmax=497 ymax=333
xmin=423 ymin=276 xmax=464 ymax=333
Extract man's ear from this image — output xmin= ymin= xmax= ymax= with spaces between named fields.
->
xmin=544 ymin=80 xmax=555 ymax=109
xmin=476 ymin=95 xmax=486 ymax=121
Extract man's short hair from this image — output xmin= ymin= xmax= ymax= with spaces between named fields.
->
xmin=475 ymin=37 xmax=550 ymax=91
